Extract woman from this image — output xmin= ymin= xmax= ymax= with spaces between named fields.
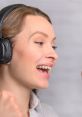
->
xmin=0 ymin=4 xmax=58 ymax=117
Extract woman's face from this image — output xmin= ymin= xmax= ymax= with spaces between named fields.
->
xmin=9 ymin=15 xmax=58 ymax=89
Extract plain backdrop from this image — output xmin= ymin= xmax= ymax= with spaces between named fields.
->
xmin=0 ymin=0 xmax=82 ymax=117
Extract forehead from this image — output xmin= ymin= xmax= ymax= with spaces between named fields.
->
xmin=22 ymin=15 xmax=56 ymax=38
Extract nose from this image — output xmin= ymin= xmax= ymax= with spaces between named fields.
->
xmin=45 ymin=47 xmax=58 ymax=62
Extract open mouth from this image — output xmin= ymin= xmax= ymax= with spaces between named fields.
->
xmin=36 ymin=65 xmax=51 ymax=73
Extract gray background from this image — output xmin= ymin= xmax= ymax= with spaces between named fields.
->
xmin=0 ymin=0 xmax=82 ymax=117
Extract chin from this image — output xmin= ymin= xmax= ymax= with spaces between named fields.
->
xmin=36 ymin=82 xmax=49 ymax=89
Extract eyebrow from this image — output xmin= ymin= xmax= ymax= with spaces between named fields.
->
xmin=29 ymin=31 xmax=56 ymax=41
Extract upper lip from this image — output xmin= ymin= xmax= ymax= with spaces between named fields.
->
xmin=37 ymin=63 xmax=54 ymax=68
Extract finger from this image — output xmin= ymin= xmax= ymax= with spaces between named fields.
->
xmin=10 ymin=97 xmax=23 ymax=117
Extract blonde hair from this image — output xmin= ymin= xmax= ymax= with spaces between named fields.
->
xmin=2 ymin=4 xmax=52 ymax=39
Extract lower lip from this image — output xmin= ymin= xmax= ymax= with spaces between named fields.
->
xmin=36 ymin=69 xmax=50 ymax=79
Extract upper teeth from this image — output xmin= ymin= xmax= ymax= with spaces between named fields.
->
xmin=37 ymin=65 xmax=51 ymax=70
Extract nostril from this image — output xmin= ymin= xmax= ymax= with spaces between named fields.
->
xmin=46 ymin=57 xmax=55 ymax=64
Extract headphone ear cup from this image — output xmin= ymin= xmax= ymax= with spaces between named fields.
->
xmin=0 ymin=4 xmax=22 ymax=64
xmin=0 ymin=38 xmax=12 ymax=64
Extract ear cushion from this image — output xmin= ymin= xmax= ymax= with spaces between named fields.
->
xmin=0 ymin=38 xmax=12 ymax=64
xmin=0 ymin=4 xmax=24 ymax=64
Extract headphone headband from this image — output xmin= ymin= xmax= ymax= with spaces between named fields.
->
xmin=0 ymin=4 xmax=25 ymax=38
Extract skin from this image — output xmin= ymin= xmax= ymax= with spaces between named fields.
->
xmin=0 ymin=15 xmax=58 ymax=117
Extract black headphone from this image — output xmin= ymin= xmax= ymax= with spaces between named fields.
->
xmin=0 ymin=4 xmax=24 ymax=64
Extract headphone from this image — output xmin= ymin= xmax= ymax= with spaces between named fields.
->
xmin=0 ymin=4 xmax=24 ymax=64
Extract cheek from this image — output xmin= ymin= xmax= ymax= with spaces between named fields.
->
xmin=9 ymin=48 xmax=35 ymax=83
xmin=13 ymin=44 xmax=42 ymax=69
xmin=20 ymin=49 xmax=39 ymax=65
xmin=22 ymin=45 xmax=42 ymax=65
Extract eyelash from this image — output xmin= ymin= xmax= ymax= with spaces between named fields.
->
xmin=34 ymin=41 xmax=57 ymax=50
xmin=52 ymin=46 xmax=57 ymax=50
xmin=34 ymin=41 xmax=44 ymax=45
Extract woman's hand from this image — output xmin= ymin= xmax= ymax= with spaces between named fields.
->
xmin=0 ymin=91 xmax=23 ymax=117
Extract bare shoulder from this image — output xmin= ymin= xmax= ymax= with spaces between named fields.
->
xmin=39 ymin=102 xmax=58 ymax=117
